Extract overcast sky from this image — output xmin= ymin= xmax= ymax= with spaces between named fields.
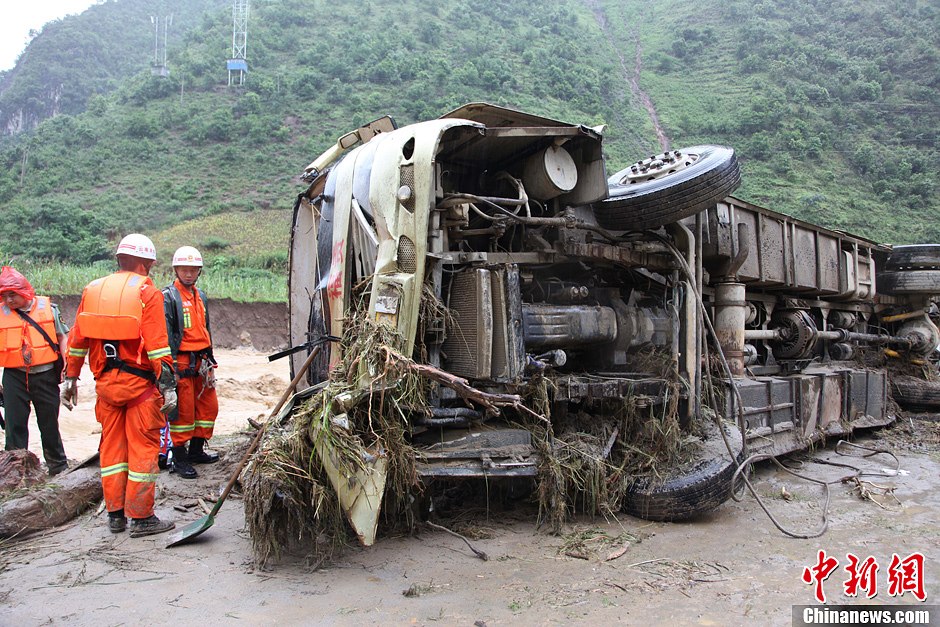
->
xmin=0 ymin=0 xmax=101 ymax=72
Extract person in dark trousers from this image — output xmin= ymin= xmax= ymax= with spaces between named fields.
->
xmin=0 ymin=266 xmax=69 ymax=475
xmin=163 ymin=246 xmax=220 ymax=479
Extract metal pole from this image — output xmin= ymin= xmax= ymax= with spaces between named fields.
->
xmin=163 ymin=15 xmax=171 ymax=68
xmin=152 ymin=16 xmax=159 ymax=65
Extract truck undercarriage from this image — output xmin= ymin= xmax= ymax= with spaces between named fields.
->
xmin=283 ymin=103 xmax=939 ymax=544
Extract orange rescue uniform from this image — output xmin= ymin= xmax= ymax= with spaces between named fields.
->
xmin=66 ymin=272 xmax=173 ymax=519
xmin=166 ymin=279 xmax=218 ymax=446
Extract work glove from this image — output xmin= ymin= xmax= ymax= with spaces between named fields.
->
xmin=61 ymin=377 xmax=78 ymax=411
xmin=157 ymin=361 xmax=178 ymax=415
xmin=205 ymin=367 xmax=216 ymax=389
xmin=159 ymin=386 xmax=177 ymax=416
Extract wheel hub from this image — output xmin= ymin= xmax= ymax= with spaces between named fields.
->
xmin=618 ymin=149 xmax=698 ymax=184
xmin=772 ymin=309 xmax=817 ymax=360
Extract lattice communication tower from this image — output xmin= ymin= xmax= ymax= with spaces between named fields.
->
xmin=227 ymin=0 xmax=250 ymax=86
xmin=151 ymin=14 xmax=172 ymax=77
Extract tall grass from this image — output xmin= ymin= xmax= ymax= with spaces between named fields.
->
xmin=10 ymin=261 xmax=286 ymax=303
xmin=3 ymin=208 xmax=290 ymax=302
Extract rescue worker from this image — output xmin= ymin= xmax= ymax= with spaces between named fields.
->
xmin=0 ymin=266 xmax=69 ymax=475
xmin=162 ymin=245 xmax=219 ymax=479
xmin=61 ymin=234 xmax=177 ymax=537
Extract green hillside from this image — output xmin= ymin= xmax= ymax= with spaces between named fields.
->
xmin=0 ymin=0 xmax=937 ymax=286
xmin=0 ymin=0 xmax=229 ymax=129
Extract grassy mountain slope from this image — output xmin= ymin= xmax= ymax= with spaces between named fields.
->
xmin=599 ymin=0 xmax=938 ymax=241
xmin=0 ymin=0 xmax=937 ymax=284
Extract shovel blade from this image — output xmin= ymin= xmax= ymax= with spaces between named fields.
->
xmin=165 ymin=514 xmax=215 ymax=548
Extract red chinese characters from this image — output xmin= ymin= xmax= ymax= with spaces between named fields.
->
xmin=887 ymin=552 xmax=926 ymax=601
xmin=327 ymin=240 xmax=346 ymax=301
xmin=844 ymin=553 xmax=879 ymax=599
xmin=802 ymin=551 xmax=927 ymax=603
xmin=803 ymin=550 xmax=840 ymax=603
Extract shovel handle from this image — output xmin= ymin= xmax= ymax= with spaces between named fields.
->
xmin=210 ymin=344 xmax=323 ymax=516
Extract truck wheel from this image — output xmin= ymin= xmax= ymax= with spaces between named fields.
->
xmin=891 ymin=376 xmax=940 ymax=412
xmin=877 ymin=270 xmax=940 ymax=295
xmin=622 ymin=420 xmax=743 ymax=522
xmin=884 ymin=245 xmax=940 ymax=271
xmin=594 ymin=145 xmax=741 ymax=231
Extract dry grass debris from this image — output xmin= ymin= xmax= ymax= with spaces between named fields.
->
xmin=242 ymin=284 xmax=707 ymax=567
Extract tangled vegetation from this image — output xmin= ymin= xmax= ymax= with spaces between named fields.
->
xmin=242 ymin=296 xmax=710 ymax=566
xmin=242 ymin=315 xmax=427 ymax=566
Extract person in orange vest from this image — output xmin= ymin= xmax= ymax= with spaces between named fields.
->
xmin=61 ymin=234 xmax=178 ymax=537
xmin=162 ymin=246 xmax=219 ymax=479
xmin=0 ymin=266 xmax=69 ymax=475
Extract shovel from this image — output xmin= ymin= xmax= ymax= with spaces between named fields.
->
xmin=166 ymin=344 xmax=323 ymax=548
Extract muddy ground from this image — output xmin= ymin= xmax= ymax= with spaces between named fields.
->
xmin=3 ymin=372 xmax=938 ymax=624
xmin=2 ymin=299 xmax=938 ymax=624
xmin=17 ymin=348 xmax=291 ymax=465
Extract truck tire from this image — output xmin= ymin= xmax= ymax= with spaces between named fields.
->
xmin=622 ymin=420 xmax=744 ymax=522
xmin=884 ymin=245 xmax=940 ymax=271
xmin=891 ymin=376 xmax=940 ymax=412
xmin=594 ymin=145 xmax=741 ymax=231
xmin=877 ymin=270 xmax=940 ymax=295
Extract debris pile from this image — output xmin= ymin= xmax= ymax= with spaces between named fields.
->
xmin=241 ymin=317 xmax=707 ymax=567
xmin=243 ymin=317 xmax=425 ymax=566
xmin=0 ymin=450 xmax=46 ymax=494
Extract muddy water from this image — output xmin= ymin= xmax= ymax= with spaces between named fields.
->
xmin=22 ymin=348 xmax=290 ymax=462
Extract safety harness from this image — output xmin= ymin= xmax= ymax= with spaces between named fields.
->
xmin=177 ymin=347 xmax=217 ymax=378
xmin=101 ymin=341 xmax=157 ymax=383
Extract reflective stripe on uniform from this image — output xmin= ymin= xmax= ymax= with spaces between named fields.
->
xmin=128 ymin=470 xmax=160 ymax=483
xmin=101 ymin=462 xmax=129 ymax=477
xmin=194 ymin=420 xmax=215 ymax=429
xmin=169 ymin=423 xmax=194 ymax=433
xmin=68 ymin=347 xmax=88 ymax=357
xmin=147 ymin=346 xmax=171 ymax=360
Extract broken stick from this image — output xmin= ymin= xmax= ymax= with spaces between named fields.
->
xmin=381 ymin=347 xmax=546 ymax=422
xmin=427 ymin=521 xmax=488 ymax=561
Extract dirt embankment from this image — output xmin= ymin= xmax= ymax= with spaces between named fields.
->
xmin=52 ymin=295 xmax=288 ymax=351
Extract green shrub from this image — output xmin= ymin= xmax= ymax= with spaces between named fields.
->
xmin=201 ymin=236 xmax=231 ymax=251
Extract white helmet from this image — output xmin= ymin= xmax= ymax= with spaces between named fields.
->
xmin=172 ymin=246 xmax=204 ymax=267
xmin=115 ymin=234 xmax=157 ymax=260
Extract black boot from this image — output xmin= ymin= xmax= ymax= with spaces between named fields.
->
xmin=170 ymin=445 xmax=197 ymax=479
xmin=189 ymin=437 xmax=219 ymax=464
xmin=108 ymin=509 xmax=127 ymax=533
xmin=129 ymin=514 xmax=175 ymax=538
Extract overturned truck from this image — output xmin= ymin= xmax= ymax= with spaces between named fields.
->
xmin=284 ymin=104 xmax=939 ymax=545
